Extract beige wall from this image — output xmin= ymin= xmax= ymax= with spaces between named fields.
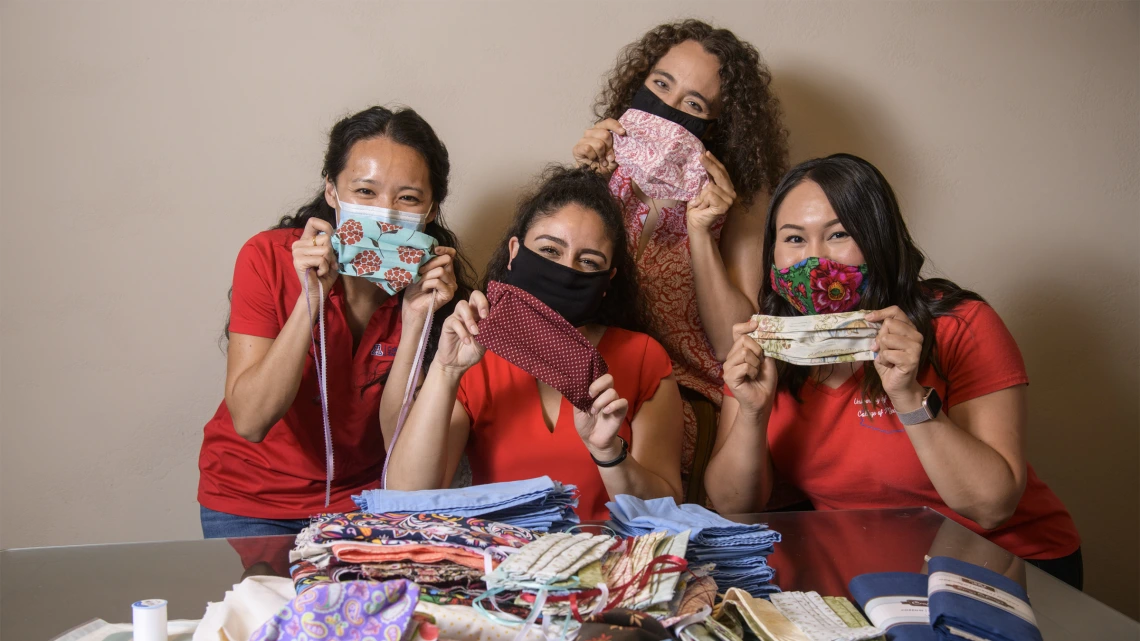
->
xmin=1 ymin=0 xmax=1137 ymax=618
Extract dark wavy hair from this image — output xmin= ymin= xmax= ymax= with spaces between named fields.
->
xmin=595 ymin=19 xmax=789 ymax=205
xmin=760 ymin=153 xmax=984 ymax=404
xmin=484 ymin=165 xmax=650 ymax=335
xmin=225 ymin=106 xmax=475 ymax=390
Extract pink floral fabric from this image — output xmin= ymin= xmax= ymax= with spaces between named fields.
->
xmin=613 ymin=109 xmax=708 ymax=202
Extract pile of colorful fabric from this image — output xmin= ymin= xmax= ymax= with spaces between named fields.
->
xmin=353 ymin=476 xmax=580 ymax=532
xmin=289 ymin=512 xmax=538 ymax=609
xmin=607 ymin=495 xmax=782 ymax=596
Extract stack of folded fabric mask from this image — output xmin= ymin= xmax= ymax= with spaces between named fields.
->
xmin=354 ymin=476 xmax=580 ymax=532
xmin=288 ymin=512 xmax=538 ymax=610
xmin=607 ymin=495 xmax=782 ymax=595
xmin=849 ymin=556 xmax=1042 ymax=641
xmin=694 ymin=588 xmax=883 ymax=641
xmin=473 ymin=529 xmax=694 ymax=638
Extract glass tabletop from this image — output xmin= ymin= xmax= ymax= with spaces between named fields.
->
xmin=2 ymin=508 xmax=1135 ymax=641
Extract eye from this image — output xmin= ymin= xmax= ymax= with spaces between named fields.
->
xmin=685 ymin=100 xmax=704 ymax=114
xmin=829 ymin=231 xmax=851 ymax=240
xmin=654 ymin=79 xmax=669 ymax=90
xmin=398 ymin=195 xmax=421 ymax=204
xmin=356 ymin=188 xmax=375 ymax=196
xmin=783 ymin=234 xmax=804 ymax=244
xmin=539 ymin=245 xmax=560 ymax=257
xmin=580 ymin=258 xmax=601 ymax=270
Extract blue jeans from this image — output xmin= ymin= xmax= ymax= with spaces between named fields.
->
xmin=200 ymin=504 xmax=309 ymax=539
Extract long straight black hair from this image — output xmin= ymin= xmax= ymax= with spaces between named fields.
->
xmin=226 ymin=106 xmax=475 ymax=390
xmin=483 ymin=165 xmax=651 ymax=335
xmin=759 ymin=153 xmax=983 ymax=403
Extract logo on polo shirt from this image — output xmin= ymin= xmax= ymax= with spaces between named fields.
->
xmin=371 ymin=343 xmax=398 ymax=358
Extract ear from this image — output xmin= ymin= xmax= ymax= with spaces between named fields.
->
xmin=426 ymin=201 xmax=438 ymax=225
xmin=507 ymin=237 xmax=520 ymax=271
xmin=608 ymin=268 xmax=617 ymax=281
xmin=324 ymin=178 xmax=340 ymax=226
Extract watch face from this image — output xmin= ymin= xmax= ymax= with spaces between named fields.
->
xmin=926 ymin=388 xmax=943 ymax=418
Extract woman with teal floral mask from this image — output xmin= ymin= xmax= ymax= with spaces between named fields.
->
xmin=197 ymin=106 xmax=475 ymax=540
xmin=704 ymin=154 xmax=1083 ymax=589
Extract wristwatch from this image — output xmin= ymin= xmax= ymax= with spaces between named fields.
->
xmin=897 ymin=387 xmax=942 ymax=426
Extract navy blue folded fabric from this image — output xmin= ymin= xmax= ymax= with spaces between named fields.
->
xmin=353 ymin=476 xmax=579 ymax=531
xmin=927 ymin=556 xmax=1042 ymax=641
xmin=606 ymin=495 xmax=780 ymax=596
xmin=850 ymin=572 xmax=935 ymax=641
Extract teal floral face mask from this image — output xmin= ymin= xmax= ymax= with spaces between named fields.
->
xmin=332 ymin=195 xmax=437 ymax=295
xmin=770 ymin=257 xmax=868 ymax=315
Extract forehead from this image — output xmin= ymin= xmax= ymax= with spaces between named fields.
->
xmin=654 ymin=40 xmax=722 ymax=99
xmin=776 ymin=180 xmax=836 ymax=226
xmin=526 ymin=204 xmax=612 ymax=247
xmin=341 ymin=137 xmax=430 ymax=184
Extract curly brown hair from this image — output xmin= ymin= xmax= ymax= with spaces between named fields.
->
xmin=594 ymin=19 xmax=789 ymax=207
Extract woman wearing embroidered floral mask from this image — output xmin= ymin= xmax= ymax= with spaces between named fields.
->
xmin=197 ymin=106 xmax=474 ymax=538
xmin=572 ymin=19 xmax=788 ymax=501
xmin=382 ymin=166 xmax=683 ymax=519
xmin=704 ymin=154 xmax=1082 ymax=588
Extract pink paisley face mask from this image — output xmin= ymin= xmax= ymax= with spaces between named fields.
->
xmin=612 ymin=87 xmax=711 ymax=202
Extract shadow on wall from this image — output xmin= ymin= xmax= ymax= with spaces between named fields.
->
xmin=1004 ymin=270 xmax=1140 ymax=619
xmin=770 ymin=62 xmax=919 ymax=217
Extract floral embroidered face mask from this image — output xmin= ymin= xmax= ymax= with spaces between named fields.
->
xmin=331 ymin=189 xmax=438 ymax=295
xmin=770 ymin=257 xmax=868 ymax=315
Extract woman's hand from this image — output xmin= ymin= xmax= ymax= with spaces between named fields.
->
xmin=434 ymin=290 xmax=489 ymax=377
xmin=866 ymin=306 xmax=926 ymax=406
xmin=403 ymin=246 xmax=458 ymax=320
xmin=686 ymin=151 xmax=737 ymax=234
xmin=572 ymin=119 xmax=626 ymax=174
xmin=724 ymin=319 xmax=778 ymax=417
xmin=573 ymin=373 xmax=629 ymax=461
xmin=292 ymin=218 xmax=340 ymax=298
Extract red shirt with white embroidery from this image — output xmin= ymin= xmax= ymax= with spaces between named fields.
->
xmin=726 ymin=300 xmax=1079 ymax=559
xmin=198 ymin=228 xmax=401 ymax=519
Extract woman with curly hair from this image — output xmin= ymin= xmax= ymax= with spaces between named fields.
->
xmin=572 ymin=20 xmax=788 ymax=498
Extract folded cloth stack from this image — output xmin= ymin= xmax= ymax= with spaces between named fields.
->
xmin=289 ymin=512 xmax=538 ymax=610
xmin=354 ymin=476 xmax=580 ymax=532
xmin=474 ymin=529 xmax=695 ymax=637
xmin=687 ymin=588 xmax=881 ymax=641
xmin=849 ymin=556 xmax=1043 ymax=641
xmin=607 ymin=495 xmax=782 ymax=595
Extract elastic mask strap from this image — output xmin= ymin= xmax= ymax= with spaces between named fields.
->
xmin=303 ymin=268 xmax=333 ymax=507
xmin=512 ymin=586 xmax=547 ymax=641
xmin=381 ymin=290 xmax=436 ymax=488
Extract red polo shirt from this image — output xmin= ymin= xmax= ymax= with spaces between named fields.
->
xmin=198 ymin=228 xmax=401 ymax=519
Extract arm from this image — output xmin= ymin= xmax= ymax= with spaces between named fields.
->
xmin=702 ymin=320 xmax=779 ymax=513
xmin=867 ymin=307 xmax=1028 ymax=530
xmin=382 ymin=291 xmax=487 ymax=490
xmin=687 ymin=153 xmax=766 ymax=360
xmin=226 ymin=219 xmax=338 ymax=442
xmin=379 ymin=247 xmax=459 ymax=445
xmin=592 ymin=376 xmax=685 ymax=503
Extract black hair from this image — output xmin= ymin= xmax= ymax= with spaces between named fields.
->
xmin=760 ymin=153 xmax=983 ymax=403
xmin=484 ymin=165 xmax=650 ymax=335
xmin=224 ymin=106 xmax=475 ymax=392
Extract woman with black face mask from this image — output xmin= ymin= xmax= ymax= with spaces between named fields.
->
xmin=381 ymin=166 xmax=684 ymax=519
xmin=572 ymin=20 xmax=789 ymax=503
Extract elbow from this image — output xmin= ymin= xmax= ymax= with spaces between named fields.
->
xmin=232 ymin=418 xmax=267 ymax=443
xmin=950 ymin=493 xmax=1022 ymax=531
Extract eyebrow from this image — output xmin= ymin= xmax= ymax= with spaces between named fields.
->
xmin=350 ymin=177 xmax=424 ymax=194
xmin=536 ymin=235 xmax=610 ymax=262
xmin=650 ymin=69 xmax=710 ymax=105
xmin=778 ymin=219 xmax=843 ymax=232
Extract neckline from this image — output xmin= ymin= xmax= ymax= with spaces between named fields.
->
xmin=805 ymin=363 xmax=866 ymax=398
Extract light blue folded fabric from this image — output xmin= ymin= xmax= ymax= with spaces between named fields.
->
xmin=352 ymin=476 xmax=578 ymax=531
xmin=850 ymin=572 xmax=936 ymax=641
xmin=927 ymin=556 xmax=1042 ymax=641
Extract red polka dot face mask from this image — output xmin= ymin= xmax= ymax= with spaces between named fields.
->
xmin=332 ymin=196 xmax=437 ymax=295
xmin=476 ymin=281 xmax=609 ymax=413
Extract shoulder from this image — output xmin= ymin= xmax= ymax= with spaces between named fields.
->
xmin=931 ymin=299 xmax=1008 ymax=347
xmin=235 ymin=228 xmax=301 ymax=270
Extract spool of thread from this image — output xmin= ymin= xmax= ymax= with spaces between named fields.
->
xmin=132 ymin=599 xmax=168 ymax=641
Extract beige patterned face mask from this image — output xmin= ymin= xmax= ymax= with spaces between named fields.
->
xmin=749 ymin=311 xmax=880 ymax=366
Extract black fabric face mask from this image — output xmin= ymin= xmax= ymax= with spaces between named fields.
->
xmin=630 ymin=84 xmax=715 ymax=139
xmin=503 ymin=243 xmax=611 ymax=327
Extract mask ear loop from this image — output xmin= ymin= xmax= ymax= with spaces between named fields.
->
xmin=380 ymin=290 xmax=436 ymax=488
xmin=303 ymin=268 xmax=333 ymax=507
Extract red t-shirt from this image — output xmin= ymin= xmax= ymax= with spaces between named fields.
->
xmin=198 ymin=228 xmax=402 ymax=519
xmin=727 ymin=301 xmax=1079 ymax=560
xmin=457 ymin=327 xmax=673 ymax=520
